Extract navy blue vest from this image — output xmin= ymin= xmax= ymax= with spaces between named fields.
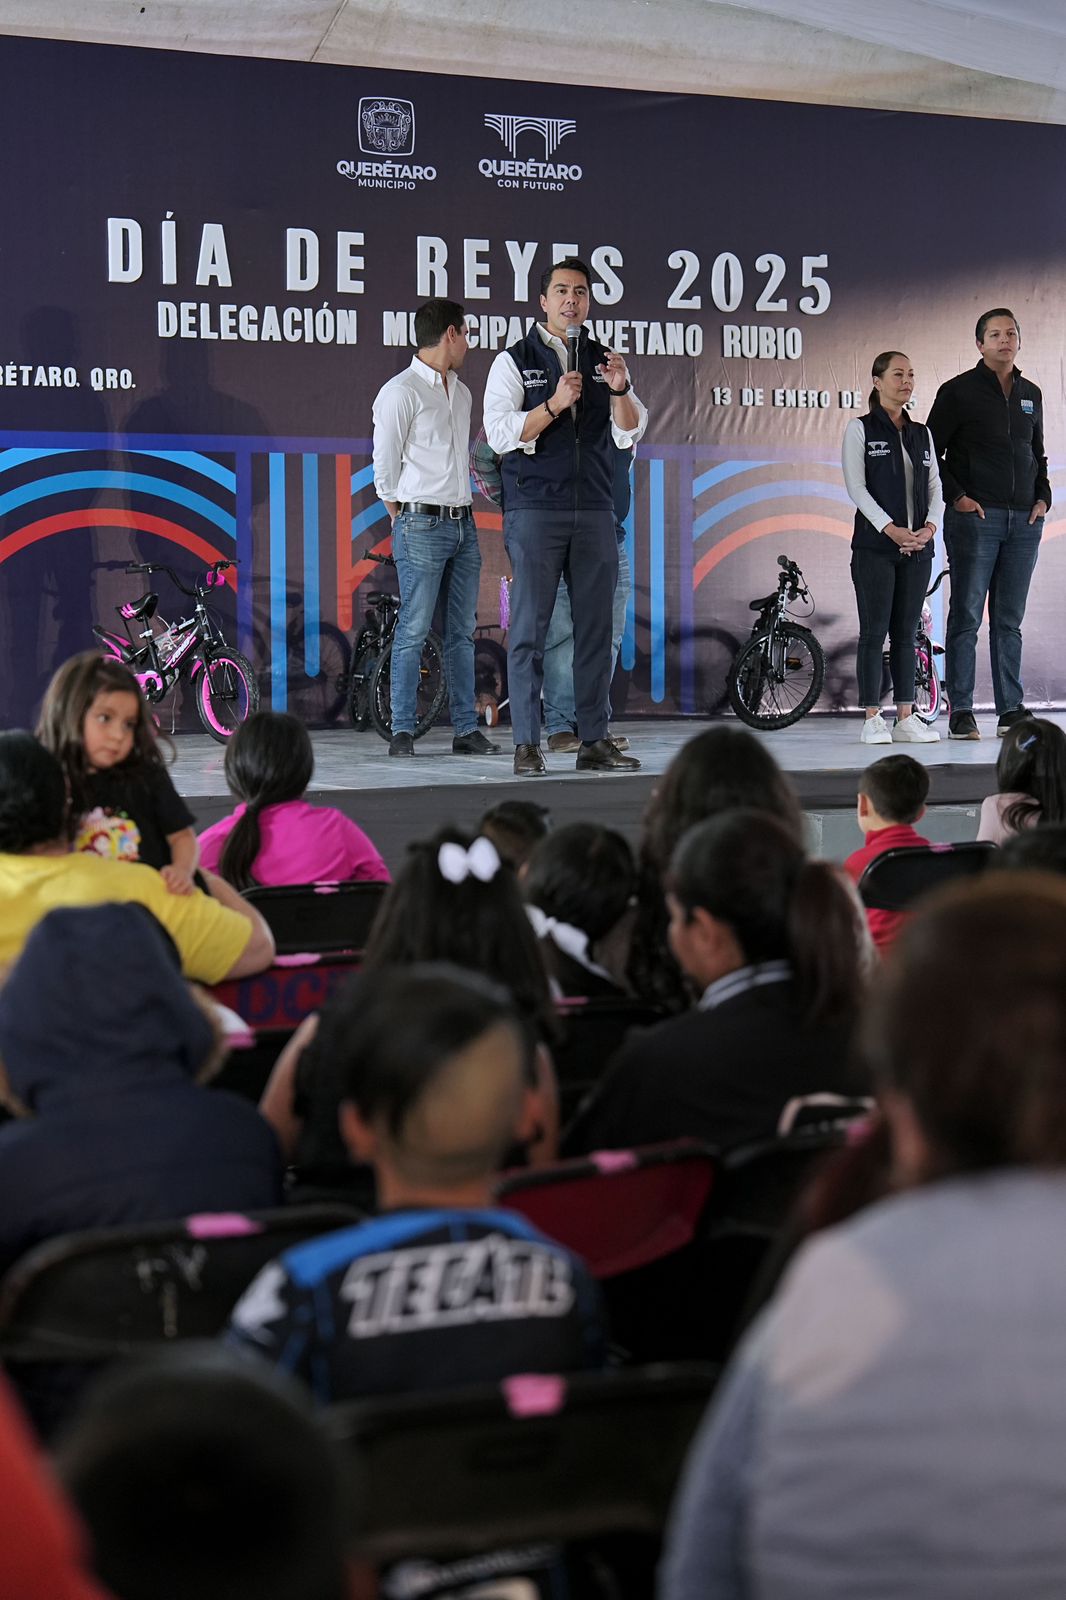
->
xmin=501 ymin=327 xmax=615 ymax=511
xmin=853 ymin=407 xmax=934 ymax=559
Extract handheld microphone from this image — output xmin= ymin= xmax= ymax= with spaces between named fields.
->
xmin=566 ymin=322 xmax=580 ymax=374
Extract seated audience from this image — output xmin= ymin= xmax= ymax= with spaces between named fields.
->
xmin=567 ymin=809 xmax=868 ymax=1155
xmin=55 ymin=1347 xmax=364 ymax=1600
xmin=662 ymin=874 xmax=1066 ymax=1600
xmin=629 ymin=727 xmax=806 ymax=1010
xmin=978 ymin=716 xmax=1066 ymax=844
xmin=0 ymin=1374 xmax=109 ymax=1599
xmin=198 ymin=711 xmax=389 ymax=887
xmin=0 ymin=903 xmax=282 ymax=1276
xmin=229 ymin=965 xmax=605 ymax=1400
xmin=523 ymin=822 xmax=637 ymax=998
xmin=477 ymin=798 xmax=552 ymax=871
xmin=0 ymin=732 xmax=273 ymax=982
xmin=844 ymin=753 xmax=931 ymax=950
xmin=260 ymin=826 xmax=559 ymax=1176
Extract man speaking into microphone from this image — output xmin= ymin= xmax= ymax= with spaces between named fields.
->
xmin=483 ymin=257 xmax=646 ymax=775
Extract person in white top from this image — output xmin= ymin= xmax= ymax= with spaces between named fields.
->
xmin=482 ymin=258 xmax=646 ymax=777
xmin=371 ymin=298 xmax=500 ymax=759
xmin=841 ymin=351 xmax=944 ymax=747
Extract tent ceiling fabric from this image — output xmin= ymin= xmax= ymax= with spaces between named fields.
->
xmin=2 ymin=0 xmax=1066 ymax=121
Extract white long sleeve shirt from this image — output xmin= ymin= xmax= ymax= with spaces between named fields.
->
xmin=482 ymin=324 xmax=647 ymax=456
xmin=842 ymin=417 xmax=945 ymax=535
xmin=372 ymin=356 xmax=472 ymax=507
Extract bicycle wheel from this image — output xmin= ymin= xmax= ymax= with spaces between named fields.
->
xmin=913 ymin=643 xmax=943 ymax=723
xmin=286 ymin=621 xmax=353 ymax=726
xmin=369 ymin=633 xmax=447 ymax=741
xmin=195 ymin=650 xmax=259 ymax=741
xmin=727 ymin=623 xmax=825 ymax=730
xmin=346 ymin=631 xmax=380 ymax=731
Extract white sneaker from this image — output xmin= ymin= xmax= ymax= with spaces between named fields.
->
xmin=860 ymin=713 xmax=892 ymax=745
xmin=892 ymin=713 xmax=941 ymax=744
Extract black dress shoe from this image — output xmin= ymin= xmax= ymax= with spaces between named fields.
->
xmin=453 ymin=729 xmax=502 ymax=755
xmin=576 ymin=738 xmax=642 ymax=772
xmin=388 ymin=732 xmax=415 ymax=757
xmin=513 ymin=743 xmax=547 ymax=776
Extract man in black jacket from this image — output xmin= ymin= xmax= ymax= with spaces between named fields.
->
xmin=927 ymin=308 xmax=1051 ymax=740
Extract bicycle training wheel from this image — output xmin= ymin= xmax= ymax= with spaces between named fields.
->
xmin=369 ymin=632 xmax=447 ymax=740
xmin=346 ymin=631 xmax=380 ymax=731
xmin=473 ymin=636 xmax=509 ymax=726
xmin=727 ymin=623 xmax=825 ymax=730
xmin=913 ymin=644 xmax=943 ymax=724
xmin=195 ymin=650 xmax=259 ymax=742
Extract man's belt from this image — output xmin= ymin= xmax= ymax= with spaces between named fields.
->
xmin=398 ymin=502 xmax=472 ymax=520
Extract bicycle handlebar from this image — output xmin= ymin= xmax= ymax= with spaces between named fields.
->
xmin=926 ymin=567 xmax=949 ymax=598
xmin=364 ymin=551 xmax=394 ymax=566
xmin=125 ymin=559 xmax=234 ymax=596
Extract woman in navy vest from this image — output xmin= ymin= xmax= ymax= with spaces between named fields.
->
xmin=842 ymin=351 xmax=945 ymax=745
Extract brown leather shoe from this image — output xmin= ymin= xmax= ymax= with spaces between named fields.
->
xmin=513 ymin=743 xmax=548 ymax=776
xmin=576 ymin=738 xmax=642 ymax=772
xmin=547 ymin=730 xmax=581 ymax=753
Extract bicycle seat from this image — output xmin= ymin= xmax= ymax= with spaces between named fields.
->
xmin=120 ymin=592 xmax=159 ymax=622
xmin=749 ymin=593 xmax=777 ymax=611
xmin=366 ymin=590 xmax=398 ymax=607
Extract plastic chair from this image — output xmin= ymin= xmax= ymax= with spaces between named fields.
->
xmin=858 ymin=842 xmax=996 ymax=912
xmin=494 ymin=1141 xmax=716 ymax=1280
xmin=327 ymin=1362 xmax=715 ymax=1567
xmin=0 ymin=1204 xmax=362 ymax=1363
xmin=242 ymin=880 xmax=388 ymax=955
xmin=553 ymin=997 xmax=667 ymax=1128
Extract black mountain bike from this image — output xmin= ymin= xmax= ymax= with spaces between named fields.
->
xmin=346 ymin=552 xmax=447 ymax=741
xmin=727 ymin=555 xmax=826 ymax=729
xmin=93 ymin=560 xmax=259 ymax=742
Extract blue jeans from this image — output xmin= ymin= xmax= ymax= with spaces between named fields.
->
xmin=390 ymin=510 xmax=480 ymax=735
xmin=943 ymin=505 xmax=1043 ymax=714
xmin=541 ymin=538 xmax=632 ymax=735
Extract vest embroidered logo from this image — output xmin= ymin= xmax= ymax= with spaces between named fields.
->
xmin=336 ymin=97 xmax=437 ymax=187
xmin=1021 ymin=398 xmax=1035 ymax=414
xmin=479 ymin=113 xmax=583 ymax=191
xmin=867 ymin=440 xmax=891 ymax=457
xmin=522 ymin=369 xmax=548 ymax=387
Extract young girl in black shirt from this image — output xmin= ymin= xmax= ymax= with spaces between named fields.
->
xmin=37 ymin=652 xmax=198 ymax=892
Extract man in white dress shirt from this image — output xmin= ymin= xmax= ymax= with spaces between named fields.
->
xmin=483 ymin=259 xmax=646 ymax=776
xmin=372 ymin=298 xmax=499 ymax=758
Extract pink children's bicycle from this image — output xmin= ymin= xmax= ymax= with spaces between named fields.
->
xmin=93 ymin=559 xmax=259 ymax=742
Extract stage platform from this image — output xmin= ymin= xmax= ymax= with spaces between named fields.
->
xmin=168 ymin=710 xmax=1062 ymax=872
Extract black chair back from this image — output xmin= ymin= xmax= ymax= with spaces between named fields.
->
xmin=327 ymin=1363 xmax=715 ymax=1565
xmin=553 ymin=997 xmax=666 ymax=1128
xmin=0 ymin=1204 xmax=361 ymax=1362
xmin=242 ymin=880 xmax=388 ymax=955
xmin=858 ymin=841 xmax=996 ymax=912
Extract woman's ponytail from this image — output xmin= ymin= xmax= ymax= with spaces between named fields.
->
xmin=788 ymin=859 xmax=866 ymax=1024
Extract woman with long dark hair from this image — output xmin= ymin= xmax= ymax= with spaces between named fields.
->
xmin=978 ymin=716 xmax=1066 ymax=843
xmin=628 ymin=726 xmax=805 ymax=1011
xmin=842 ymin=350 xmax=944 ymax=745
xmin=197 ymin=711 xmax=387 ymax=889
xmin=568 ymin=808 xmax=869 ymax=1155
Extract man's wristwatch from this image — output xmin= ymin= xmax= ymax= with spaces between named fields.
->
xmin=611 ymin=380 xmax=632 ymax=396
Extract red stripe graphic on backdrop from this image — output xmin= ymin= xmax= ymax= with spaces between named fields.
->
xmin=0 ymin=509 xmax=234 ymax=584
xmin=693 ymin=514 xmax=851 ymax=590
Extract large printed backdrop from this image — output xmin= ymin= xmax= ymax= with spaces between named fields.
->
xmin=1 ymin=34 xmax=1065 ymax=728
